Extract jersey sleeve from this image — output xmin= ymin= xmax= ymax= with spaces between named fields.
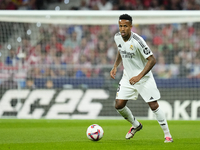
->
xmin=114 ymin=32 xmax=121 ymax=49
xmin=114 ymin=34 xmax=117 ymax=45
xmin=133 ymin=34 xmax=153 ymax=59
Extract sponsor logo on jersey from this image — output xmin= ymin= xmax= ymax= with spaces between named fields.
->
xmin=120 ymin=50 xmax=135 ymax=58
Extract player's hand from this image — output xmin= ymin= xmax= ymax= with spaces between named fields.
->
xmin=110 ymin=67 xmax=117 ymax=79
xmin=129 ymin=75 xmax=141 ymax=85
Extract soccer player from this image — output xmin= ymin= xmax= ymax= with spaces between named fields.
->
xmin=110 ymin=14 xmax=173 ymax=143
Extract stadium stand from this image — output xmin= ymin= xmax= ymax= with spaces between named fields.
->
xmin=1 ymin=0 xmax=200 ymax=10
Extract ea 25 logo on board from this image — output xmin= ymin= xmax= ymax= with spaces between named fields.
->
xmin=0 ymin=89 xmax=109 ymax=119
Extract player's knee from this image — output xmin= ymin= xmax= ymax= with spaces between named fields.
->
xmin=115 ymin=103 xmax=123 ymax=109
xmin=148 ymin=101 xmax=159 ymax=111
xmin=115 ymin=99 xmax=126 ymax=109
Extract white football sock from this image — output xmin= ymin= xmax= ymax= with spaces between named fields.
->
xmin=153 ymin=107 xmax=172 ymax=138
xmin=117 ymin=106 xmax=140 ymax=128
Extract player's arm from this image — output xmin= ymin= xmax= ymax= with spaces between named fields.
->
xmin=138 ymin=55 xmax=156 ymax=79
xmin=110 ymin=51 xmax=122 ymax=79
xmin=129 ymin=55 xmax=156 ymax=84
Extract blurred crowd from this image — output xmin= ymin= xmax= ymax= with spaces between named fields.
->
xmin=0 ymin=24 xmax=117 ymax=80
xmin=1 ymin=22 xmax=200 ymax=83
xmin=0 ymin=0 xmax=47 ymax=10
xmin=71 ymin=0 xmax=200 ymax=10
xmin=1 ymin=0 xmax=200 ymax=10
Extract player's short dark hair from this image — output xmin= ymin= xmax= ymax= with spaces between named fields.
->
xmin=119 ymin=14 xmax=132 ymax=24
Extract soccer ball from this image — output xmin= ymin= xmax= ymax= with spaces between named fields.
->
xmin=86 ymin=124 xmax=104 ymax=141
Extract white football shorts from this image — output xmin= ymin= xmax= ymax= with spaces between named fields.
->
xmin=116 ymin=73 xmax=160 ymax=102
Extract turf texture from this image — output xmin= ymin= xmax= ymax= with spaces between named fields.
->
xmin=0 ymin=119 xmax=199 ymax=150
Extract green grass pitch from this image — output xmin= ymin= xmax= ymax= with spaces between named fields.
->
xmin=0 ymin=119 xmax=200 ymax=150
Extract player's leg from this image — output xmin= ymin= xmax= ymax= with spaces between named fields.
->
xmin=137 ymin=76 xmax=173 ymax=143
xmin=115 ymin=74 xmax=142 ymax=139
xmin=148 ymin=101 xmax=173 ymax=143
xmin=115 ymin=99 xmax=140 ymax=127
xmin=115 ymin=99 xmax=142 ymax=139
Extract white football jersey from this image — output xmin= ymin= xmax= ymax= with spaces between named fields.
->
xmin=114 ymin=31 xmax=153 ymax=79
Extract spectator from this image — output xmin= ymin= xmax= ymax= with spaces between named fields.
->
xmin=25 ymin=77 xmax=36 ymax=89
xmin=30 ymin=67 xmax=42 ymax=78
xmin=118 ymin=0 xmax=135 ymax=10
xmin=17 ymin=0 xmax=36 ymax=10
xmin=87 ymin=49 xmax=97 ymax=65
xmin=88 ymin=0 xmax=100 ymax=9
xmin=0 ymin=0 xmax=18 ymax=10
xmin=61 ymin=47 xmax=74 ymax=65
xmin=178 ymin=58 xmax=190 ymax=78
xmin=75 ymin=55 xmax=91 ymax=78
xmin=0 ymin=58 xmax=4 ymax=67
xmin=168 ymin=56 xmax=181 ymax=78
xmin=38 ymin=51 xmax=52 ymax=65
xmin=152 ymin=56 xmax=171 ymax=78
xmin=52 ymin=51 xmax=62 ymax=65
xmin=167 ymin=0 xmax=183 ymax=10
xmin=79 ymin=0 xmax=90 ymax=10
xmin=75 ymin=68 xmax=86 ymax=78
xmin=98 ymin=57 xmax=110 ymax=79
xmin=5 ymin=49 xmax=19 ymax=66
xmin=45 ymin=35 xmax=63 ymax=53
xmin=63 ymin=31 xmax=80 ymax=49
xmin=187 ymin=57 xmax=200 ymax=78
xmin=153 ymin=27 xmax=163 ymax=46
xmin=97 ymin=0 xmax=113 ymax=10
xmin=43 ymin=68 xmax=57 ymax=78
xmin=58 ymin=69 xmax=67 ymax=77
xmin=0 ymin=73 xmax=18 ymax=89
xmin=160 ymin=45 xmax=172 ymax=64
xmin=45 ymin=79 xmax=54 ymax=89
xmin=17 ymin=37 xmax=33 ymax=56
xmin=149 ymin=0 xmax=160 ymax=10
xmin=27 ymin=43 xmax=42 ymax=65
xmin=73 ymin=37 xmax=93 ymax=64
xmin=107 ymin=43 xmax=117 ymax=64
xmin=35 ymin=0 xmax=45 ymax=10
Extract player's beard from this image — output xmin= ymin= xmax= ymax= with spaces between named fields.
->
xmin=121 ymin=32 xmax=130 ymax=41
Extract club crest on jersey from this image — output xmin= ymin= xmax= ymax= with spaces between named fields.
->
xmin=130 ymin=45 xmax=134 ymax=50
